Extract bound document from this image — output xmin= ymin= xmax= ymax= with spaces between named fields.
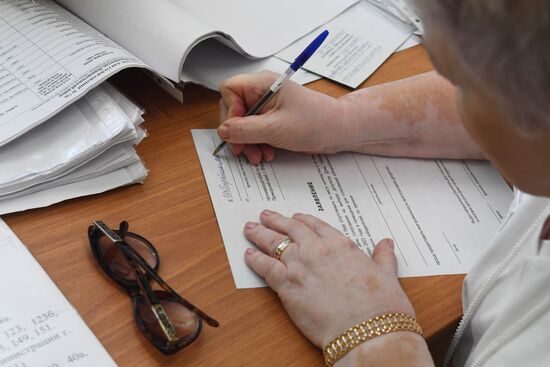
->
xmin=0 ymin=0 xmax=358 ymax=146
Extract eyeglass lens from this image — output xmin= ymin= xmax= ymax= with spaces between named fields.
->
xmin=96 ymin=232 xmax=199 ymax=341
xmin=137 ymin=297 xmax=198 ymax=340
xmin=97 ymin=234 xmax=156 ymax=281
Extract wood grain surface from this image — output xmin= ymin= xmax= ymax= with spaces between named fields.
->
xmin=3 ymin=46 xmax=463 ymax=366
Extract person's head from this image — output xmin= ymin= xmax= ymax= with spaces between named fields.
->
xmin=413 ymin=0 xmax=550 ymax=196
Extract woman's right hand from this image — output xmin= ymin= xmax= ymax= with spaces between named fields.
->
xmin=217 ymin=71 xmax=346 ymax=165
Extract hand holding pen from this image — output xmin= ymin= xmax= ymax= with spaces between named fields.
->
xmin=213 ymin=30 xmax=329 ymax=156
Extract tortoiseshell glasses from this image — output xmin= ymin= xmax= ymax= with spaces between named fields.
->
xmin=88 ymin=220 xmax=218 ymax=354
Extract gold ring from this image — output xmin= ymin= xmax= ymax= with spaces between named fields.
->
xmin=274 ymin=239 xmax=295 ymax=260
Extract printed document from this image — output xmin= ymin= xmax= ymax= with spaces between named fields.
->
xmin=181 ymin=39 xmax=320 ymax=91
xmin=192 ymin=130 xmax=513 ymax=289
xmin=276 ymin=2 xmax=412 ymax=88
xmin=0 ymin=220 xmax=116 ymax=366
xmin=58 ymin=0 xmax=360 ymax=81
xmin=0 ymin=0 xmax=146 ymax=147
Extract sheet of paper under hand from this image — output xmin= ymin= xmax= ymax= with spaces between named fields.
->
xmin=276 ymin=2 xmax=412 ymax=88
xmin=0 ymin=220 xmax=116 ymax=366
xmin=192 ymin=129 xmax=513 ymax=289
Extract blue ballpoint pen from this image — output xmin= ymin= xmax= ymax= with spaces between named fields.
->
xmin=212 ymin=29 xmax=329 ymax=155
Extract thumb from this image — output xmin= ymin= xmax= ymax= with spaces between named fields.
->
xmin=371 ymin=238 xmax=398 ymax=275
xmin=219 ymin=115 xmax=273 ymax=145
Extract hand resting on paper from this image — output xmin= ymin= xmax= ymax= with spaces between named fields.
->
xmin=243 ymin=210 xmax=434 ymax=366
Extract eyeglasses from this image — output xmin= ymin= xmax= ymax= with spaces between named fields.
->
xmin=88 ymin=220 xmax=219 ymax=354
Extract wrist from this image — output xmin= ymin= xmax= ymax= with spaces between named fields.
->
xmin=320 ymin=95 xmax=350 ymax=154
xmin=334 ymin=94 xmax=357 ymax=153
xmin=336 ymin=91 xmax=385 ymax=154
xmin=334 ymin=331 xmax=433 ymax=367
xmin=322 ymin=313 xmax=430 ymax=367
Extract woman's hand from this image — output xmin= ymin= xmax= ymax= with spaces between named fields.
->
xmin=218 ymin=71 xmax=345 ymax=165
xmin=243 ymin=209 xmax=416 ymax=348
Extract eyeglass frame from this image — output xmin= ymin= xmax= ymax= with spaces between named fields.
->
xmin=88 ymin=220 xmax=219 ymax=355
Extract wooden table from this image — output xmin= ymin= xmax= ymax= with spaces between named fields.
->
xmin=3 ymin=46 xmax=463 ymax=366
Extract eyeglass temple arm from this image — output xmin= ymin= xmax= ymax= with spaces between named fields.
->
xmin=118 ymin=245 xmax=181 ymax=343
xmin=120 ymin=243 xmax=219 ymax=327
xmin=115 ymin=222 xmax=165 ymax=308
xmin=120 ymin=245 xmax=161 ymax=305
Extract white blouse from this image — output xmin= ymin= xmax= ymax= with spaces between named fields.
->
xmin=449 ymin=190 xmax=550 ymax=366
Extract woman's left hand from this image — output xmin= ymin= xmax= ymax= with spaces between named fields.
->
xmin=243 ymin=209 xmax=416 ymax=348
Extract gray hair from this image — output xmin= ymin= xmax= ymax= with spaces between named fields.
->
xmin=413 ymin=0 xmax=550 ymax=133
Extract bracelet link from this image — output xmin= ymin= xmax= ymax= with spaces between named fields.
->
xmin=322 ymin=313 xmax=423 ymax=367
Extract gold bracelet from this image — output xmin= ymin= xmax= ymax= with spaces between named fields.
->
xmin=323 ymin=313 xmax=423 ymax=367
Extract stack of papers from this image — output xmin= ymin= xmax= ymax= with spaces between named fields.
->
xmin=179 ymin=0 xmax=423 ymax=90
xmin=0 ymin=0 xmax=422 ymax=215
xmin=0 ymin=83 xmax=148 ymax=215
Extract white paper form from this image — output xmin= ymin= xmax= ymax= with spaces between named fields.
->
xmin=57 ymin=0 xmax=359 ymax=81
xmin=0 ymin=220 xmax=116 ymax=366
xmin=192 ymin=130 xmax=514 ymax=288
xmin=0 ymin=0 xmax=146 ymax=147
xmin=276 ymin=2 xmax=413 ymax=88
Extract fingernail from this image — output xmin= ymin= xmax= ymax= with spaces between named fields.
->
xmin=245 ymin=222 xmax=257 ymax=230
xmin=387 ymin=239 xmax=394 ymax=249
xmin=261 ymin=209 xmax=273 ymax=216
xmin=245 ymin=248 xmax=257 ymax=256
xmin=218 ymin=124 xmax=229 ymax=138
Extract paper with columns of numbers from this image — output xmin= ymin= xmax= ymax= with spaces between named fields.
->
xmin=0 ymin=0 xmax=146 ymax=147
xmin=192 ymin=130 xmax=514 ymax=289
xmin=0 ymin=220 xmax=116 ymax=366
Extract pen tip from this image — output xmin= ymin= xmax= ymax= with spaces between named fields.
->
xmin=213 ymin=141 xmax=227 ymax=156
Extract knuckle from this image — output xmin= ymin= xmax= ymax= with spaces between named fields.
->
xmin=313 ymin=220 xmax=329 ymax=233
xmin=218 ymin=79 xmax=230 ymax=93
xmin=344 ymin=238 xmax=357 ymax=250
xmin=287 ymin=220 xmax=303 ymax=234
xmin=264 ymin=261 xmax=281 ymax=284
xmin=233 ymin=119 xmax=247 ymax=137
xmin=286 ymin=265 xmax=303 ymax=283
xmin=259 ymin=69 xmax=277 ymax=81
xmin=278 ymin=288 xmax=293 ymax=304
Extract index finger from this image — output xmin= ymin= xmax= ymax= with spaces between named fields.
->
xmin=219 ymin=71 xmax=278 ymax=119
xmin=260 ymin=210 xmax=320 ymax=249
